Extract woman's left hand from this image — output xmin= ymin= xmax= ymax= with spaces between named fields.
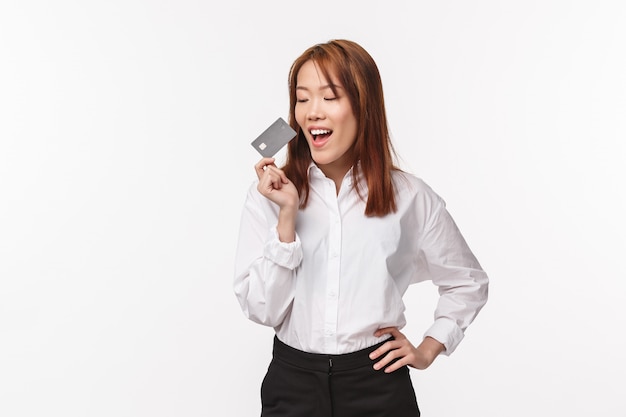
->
xmin=369 ymin=327 xmax=445 ymax=373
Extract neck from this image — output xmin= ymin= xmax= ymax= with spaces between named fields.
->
xmin=317 ymin=163 xmax=351 ymax=195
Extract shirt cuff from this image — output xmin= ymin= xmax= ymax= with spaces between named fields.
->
xmin=423 ymin=318 xmax=465 ymax=356
xmin=263 ymin=226 xmax=303 ymax=270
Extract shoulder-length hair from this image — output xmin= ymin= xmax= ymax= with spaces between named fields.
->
xmin=282 ymin=39 xmax=398 ymax=217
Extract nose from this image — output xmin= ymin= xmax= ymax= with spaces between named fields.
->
xmin=307 ymin=98 xmax=325 ymax=121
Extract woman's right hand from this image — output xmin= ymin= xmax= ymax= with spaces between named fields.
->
xmin=255 ymin=158 xmax=299 ymax=242
xmin=255 ymin=157 xmax=299 ymax=210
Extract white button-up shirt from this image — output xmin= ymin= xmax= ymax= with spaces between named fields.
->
xmin=234 ymin=164 xmax=488 ymax=355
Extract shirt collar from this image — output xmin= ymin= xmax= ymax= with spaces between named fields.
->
xmin=307 ymin=162 xmax=360 ymax=187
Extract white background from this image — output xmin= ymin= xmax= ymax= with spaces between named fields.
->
xmin=1 ymin=1 xmax=625 ymax=416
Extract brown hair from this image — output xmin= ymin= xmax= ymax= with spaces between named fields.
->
xmin=283 ymin=39 xmax=398 ymax=217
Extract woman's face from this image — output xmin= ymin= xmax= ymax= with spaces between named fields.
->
xmin=295 ymin=60 xmax=358 ymax=177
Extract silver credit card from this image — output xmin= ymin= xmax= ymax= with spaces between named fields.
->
xmin=251 ymin=117 xmax=297 ymax=157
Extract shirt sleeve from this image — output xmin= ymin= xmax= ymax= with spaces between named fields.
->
xmin=417 ymin=194 xmax=489 ymax=355
xmin=233 ymin=183 xmax=303 ymax=328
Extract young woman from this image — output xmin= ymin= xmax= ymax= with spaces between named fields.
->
xmin=234 ymin=39 xmax=488 ymax=417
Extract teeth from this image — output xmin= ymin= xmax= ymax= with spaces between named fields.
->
xmin=311 ymin=129 xmax=331 ymax=136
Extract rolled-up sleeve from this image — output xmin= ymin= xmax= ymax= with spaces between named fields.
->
xmin=418 ymin=196 xmax=489 ymax=355
xmin=233 ymin=183 xmax=303 ymax=327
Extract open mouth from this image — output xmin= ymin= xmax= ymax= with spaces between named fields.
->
xmin=310 ymin=129 xmax=332 ymax=141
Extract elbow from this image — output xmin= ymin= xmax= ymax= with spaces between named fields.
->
xmin=246 ymin=310 xmax=285 ymax=328
xmin=234 ymin=289 xmax=290 ymax=328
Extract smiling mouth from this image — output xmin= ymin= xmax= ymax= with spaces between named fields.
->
xmin=310 ymin=129 xmax=332 ymax=141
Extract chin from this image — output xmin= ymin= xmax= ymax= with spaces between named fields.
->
xmin=311 ymin=154 xmax=334 ymax=166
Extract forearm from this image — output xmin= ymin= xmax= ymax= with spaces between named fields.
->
xmin=276 ymin=206 xmax=297 ymax=243
xmin=416 ymin=336 xmax=445 ymax=365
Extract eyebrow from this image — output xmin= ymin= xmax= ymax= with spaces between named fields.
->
xmin=296 ymin=84 xmax=342 ymax=91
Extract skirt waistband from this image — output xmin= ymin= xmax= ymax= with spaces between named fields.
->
xmin=271 ymin=335 xmax=391 ymax=372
